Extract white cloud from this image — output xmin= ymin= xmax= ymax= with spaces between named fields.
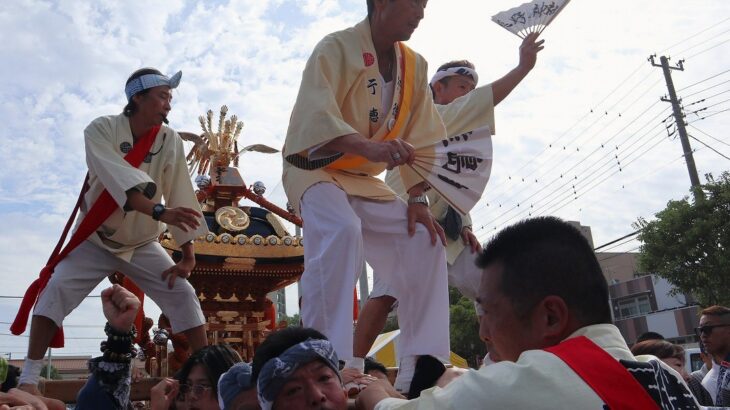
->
xmin=1 ymin=0 xmax=729 ymax=357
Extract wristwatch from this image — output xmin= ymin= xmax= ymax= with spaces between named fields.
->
xmin=151 ymin=203 xmax=166 ymax=221
xmin=407 ymin=194 xmax=429 ymax=207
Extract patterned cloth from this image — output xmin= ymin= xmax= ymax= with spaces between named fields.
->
xmin=257 ymin=339 xmax=341 ymax=410
xmin=75 ymin=357 xmax=132 ymax=410
xmin=621 ymin=358 xmax=699 ymax=409
xmin=429 ymin=66 xmax=479 ymax=87
xmin=218 ymin=362 xmax=253 ymax=410
xmin=124 ymin=70 xmax=182 ymax=100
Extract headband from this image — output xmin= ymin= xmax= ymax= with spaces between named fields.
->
xmin=257 ymin=338 xmax=341 ymax=410
xmin=218 ymin=362 xmax=253 ymax=410
xmin=429 ymin=66 xmax=479 ymax=87
xmin=124 ymin=70 xmax=182 ymax=100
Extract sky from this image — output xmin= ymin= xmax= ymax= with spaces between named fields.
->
xmin=1 ymin=0 xmax=729 ymax=358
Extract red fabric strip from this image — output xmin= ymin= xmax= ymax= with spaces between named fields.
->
xmin=11 ymin=125 xmax=161 ymax=347
xmin=545 ymin=336 xmax=659 ymax=410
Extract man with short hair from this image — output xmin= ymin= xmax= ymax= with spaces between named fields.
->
xmin=354 ymin=34 xmax=544 ymax=362
xmin=283 ymin=0 xmax=486 ymax=391
xmin=14 ymin=67 xmax=209 ymax=394
xmin=698 ymin=305 xmax=730 ymax=406
xmin=358 ymin=217 xmax=700 ymax=409
xmin=253 ymin=327 xmax=347 ymax=410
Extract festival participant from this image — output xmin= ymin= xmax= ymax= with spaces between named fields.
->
xmin=14 ymin=67 xmax=209 ymax=394
xmin=354 ymin=34 xmax=545 ymax=361
xmin=698 ymin=305 xmax=730 ymax=406
xmin=282 ymin=0 xmax=492 ymax=392
xmin=357 ymin=217 xmax=701 ymax=409
xmin=216 ymin=362 xmax=259 ymax=410
xmin=253 ymin=327 xmax=347 ymax=410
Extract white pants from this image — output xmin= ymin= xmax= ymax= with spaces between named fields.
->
xmin=372 ymin=245 xmax=483 ymax=302
xmin=300 ymin=183 xmax=450 ymax=361
xmin=34 ymin=240 xmax=205 ymax=333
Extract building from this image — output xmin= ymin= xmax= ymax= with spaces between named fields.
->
xmin=569 ymin=221 xmax=701 ymax=346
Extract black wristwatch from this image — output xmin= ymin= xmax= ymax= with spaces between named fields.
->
xmin=151 ymin=203 xmax=166 ymax=221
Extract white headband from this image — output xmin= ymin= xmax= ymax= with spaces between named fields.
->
xmin=125 ymin=70 xmax=182 ymax=100
xmin=430 ymin=66 xmax=479 ymax=87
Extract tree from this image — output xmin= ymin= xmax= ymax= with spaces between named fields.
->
xmin=39 ymin=364 xmax=61 ymax=380
xmin=284 ymin=313 xmax=301 ymax=327
xmin=636 ymin=172 xmax=730 ymax=307
xmin=448 ymin=287 xmax=484 ymax=368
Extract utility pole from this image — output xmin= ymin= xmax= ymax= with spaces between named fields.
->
xmin=649 ymin=55 xmax=702 ymax=192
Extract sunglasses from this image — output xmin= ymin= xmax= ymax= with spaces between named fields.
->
xmin=694 ymin=324 xmax=730 ymax=336
xmin=177 ymin=383 xmax=213 ymax=399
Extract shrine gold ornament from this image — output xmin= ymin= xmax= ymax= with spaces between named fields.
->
xmin=215 ymin=206 xmax=250 ymax=232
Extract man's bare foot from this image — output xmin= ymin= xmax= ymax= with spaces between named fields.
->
xmin=16 ymin=383 xmax=41 ymax=396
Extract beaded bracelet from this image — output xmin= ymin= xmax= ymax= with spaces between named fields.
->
xmin=104 ymin=322 xmax=137 ymax=340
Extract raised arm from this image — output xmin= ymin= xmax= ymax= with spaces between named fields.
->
xmin=491 ymin=32 xmax=544 ymax=106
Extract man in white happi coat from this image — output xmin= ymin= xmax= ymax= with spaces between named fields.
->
xmin=358 ymin=217 xmax=701 ymax=409
xmin=282 ymin=0 xmax=457 ymax=391
xmin=354 ymin=34 xmax=545 ymax=362
xmin=17 ymin=68 xmax=209 ymax=393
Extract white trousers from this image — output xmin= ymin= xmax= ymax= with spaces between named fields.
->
xmin=372 ymin=245 xmax=483 ymax=302
xmin=300 ymin=183 xmax=450 ymax=361
xmin=34 ymin=240 xmax=205 ymax=333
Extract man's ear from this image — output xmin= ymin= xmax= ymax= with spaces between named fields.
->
xmin=432 ymin=81 xmax=444 ymax=102
xmin=536 ymin=296 xmax=571 ymax=343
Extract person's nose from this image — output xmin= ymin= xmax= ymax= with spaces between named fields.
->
xmin=305 ymin=385 xmax=327 ymax=407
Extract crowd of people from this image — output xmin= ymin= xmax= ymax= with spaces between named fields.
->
xmin=3 ymin=0 xmax=728 ymax=408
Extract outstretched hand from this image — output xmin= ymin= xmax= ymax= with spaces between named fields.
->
xmin=101 ymin=284 xmax=141 ymax=333
xmin=518 ymin=32 xmax=545 ymax=72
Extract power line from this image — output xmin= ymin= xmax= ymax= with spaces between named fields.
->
xmin=476 ymin=125 xmax=670 ymax=240
xmin=659 ymin=17 xmax=730 ymax=54
xmin=0 ymin=295 xmax=101 ymax=299
xmin=594 ymin=230 xmax=641 ymax=251
xmin=477 ymin=65 xmax=656 ymax=204
xmin=688 ymin=107 xmax=730 ymax=121
xmin=677 ymin=68 xmax=730 ymax=92
xmin=686 ymin=37 xmax=730 ymax=60
xmin=598 ymin=246 xmax=641 ymax=262
xmin=688 ymin=124 xmax=730 ymax=148
xmin=475 ymin=99 xmax=666 ymax=220
xmin=0 ymin=321 xmax=100 ymax=328
xmin=683 ymin=79 xmax=730 ymax=98
xmin=537 ymin=127 xmax=669 ymax=220
xmin=0 ymin=333 xmax=102 ymax=340
xmin=688 ymin=134 xmax=730 ymax=161
xmin=473 ymin=104 xmax=670 ymax=231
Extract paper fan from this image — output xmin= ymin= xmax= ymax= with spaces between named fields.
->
xmin=492 ymin=0 xmax=570 ymax=39
xmin=407 ymin=125 xmax=493 ymax=215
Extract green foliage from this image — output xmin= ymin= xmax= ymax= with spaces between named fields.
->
xmin=636 ymin=172 xmax=730 ymax=307
xmin=40 ymin=364 xmax=61 ymax=380
xmin=382 ymin=314 xmax=400 ymax=333
xmin=284 ymin=313 xmax=301 ymax=327
xmin=448 ymin=287 xmax=484 ymax=368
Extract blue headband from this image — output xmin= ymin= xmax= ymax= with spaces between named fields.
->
xmin=218 ymin=362 xmax=253 ymax=410
xmin=256 ymin=339 xmax=341 ymax=410
xmin=125 ymin=70 xmax=182 ymax=100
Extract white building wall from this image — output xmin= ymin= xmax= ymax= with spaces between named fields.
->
xmin=646 ymin=310 xmax=679 ymax=338
xmin=652 ymin=276 xmax=687 ymax=311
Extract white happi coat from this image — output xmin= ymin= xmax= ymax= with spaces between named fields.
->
xmin=282 ymin=18 xmax=446 ymax=212
xmin=375 ymin=324 xmax=699 ymax=410
xmin=81 ymin=113 xmax=208 ymax=260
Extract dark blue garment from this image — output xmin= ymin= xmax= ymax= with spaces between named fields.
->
xmin=75 ymin=357 xmax=131 ymax=410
